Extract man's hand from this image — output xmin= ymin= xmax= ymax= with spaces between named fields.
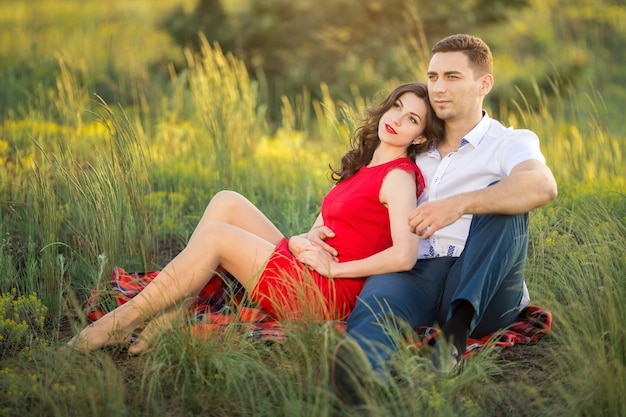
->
xmin=408 ymin=197 xmax=464 ymax=239
xmin=409 ymin=160 xmax=558 ymax=240
xmin=305 ymin=226 xmax=338 ymax=258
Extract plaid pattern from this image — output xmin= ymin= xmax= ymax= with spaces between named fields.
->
xmin=83 ymin=267 xmax=552 ymax=354
xmin=414 ymin=305 xmax=553 ymax=356
xmin=83 ymin=267 xmax=242 ymax=322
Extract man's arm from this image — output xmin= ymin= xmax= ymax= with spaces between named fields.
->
xmin=409 ymin=159 xmax=557 ymax=239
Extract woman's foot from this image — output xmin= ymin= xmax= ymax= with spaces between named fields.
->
xmin=127 ymin=304 xmax=190 ymax=355
xmin=127 ymin=319 xmax=165 ymax=355
xmin=66 ymin=313 xmax=135 ymax=352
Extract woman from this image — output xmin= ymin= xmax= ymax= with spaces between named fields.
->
xmin=68 ymin=82 xmax=444 ymax=352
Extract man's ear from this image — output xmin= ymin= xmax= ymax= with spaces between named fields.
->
xmin=479 ymin=73 xmax=494 ymax=96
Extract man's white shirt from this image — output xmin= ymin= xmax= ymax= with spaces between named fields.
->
xmin=415 ymin=111 xmax=546 ymax=308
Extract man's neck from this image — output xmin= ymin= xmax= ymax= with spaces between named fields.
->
xmin=444 ymin=111 xmax=484 ymax=145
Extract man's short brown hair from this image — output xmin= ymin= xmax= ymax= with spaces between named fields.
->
xmin=431 ymin=34 xmax=493 ymax=77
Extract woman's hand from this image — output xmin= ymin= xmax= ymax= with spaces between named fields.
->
xmin=288 ymin=235 xmax=313 ymax=258
xmin=295 ymin=244 xmax=338 ymax=277
xmin=305 ymin=226 xmax=338 ymax=258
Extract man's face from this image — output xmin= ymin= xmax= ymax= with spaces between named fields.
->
xmin=426 ymin=51 xmax=485 ymax=122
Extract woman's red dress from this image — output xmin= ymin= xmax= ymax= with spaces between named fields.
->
xmin=251 ymin=158 xmax=424 ymax=321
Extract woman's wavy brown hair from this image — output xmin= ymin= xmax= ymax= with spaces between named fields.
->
xmin=331 ymin=82 xmax=444 ymax=183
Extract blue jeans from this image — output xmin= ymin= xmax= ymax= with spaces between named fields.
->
xmin=345 ymin=212 xmax=529 ymax=372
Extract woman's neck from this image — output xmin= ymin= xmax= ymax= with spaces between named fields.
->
xmin=368 ymin=148 xmax=408 ymax=167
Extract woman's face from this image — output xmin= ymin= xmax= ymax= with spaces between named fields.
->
xmin=377 ymin=92 xmax=428 ymax=150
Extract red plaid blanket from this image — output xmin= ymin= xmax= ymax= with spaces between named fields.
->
xmin=84 ymin=267 xmax=552 ymax=355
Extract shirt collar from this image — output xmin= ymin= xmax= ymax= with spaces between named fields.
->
xmin=462 ymin=110 xmax=491 ymax=147
xmin=426 ymin=111 xmax=491 ymax=156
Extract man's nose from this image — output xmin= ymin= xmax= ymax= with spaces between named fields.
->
xmin=431 ymin=79 xmax=446 ymax=92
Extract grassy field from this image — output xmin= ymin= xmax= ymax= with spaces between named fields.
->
xmin=0 ymin=1 xmax=625 ymax=416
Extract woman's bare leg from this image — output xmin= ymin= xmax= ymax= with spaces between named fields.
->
xmin=67 ymin=221 xmax=277 ymax=351
xmin=127 ymin=299 xmax=195 ymax=355
xmin=189 ymin=190 xmax=283 ymax=245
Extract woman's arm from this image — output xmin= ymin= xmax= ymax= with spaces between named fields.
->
xmin=297 ymin=168 xmax=420 ymax=278
xmin=289 ymin=213 xmax=339 ymax=259
xmin=288 ymin=213 xmax=322 ymax=254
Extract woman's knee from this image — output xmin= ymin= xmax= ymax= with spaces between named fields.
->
xmin=203 ymin=190 xmax=246 ymax=221
xmin=209 ymin=190 xmax=243 ymax=210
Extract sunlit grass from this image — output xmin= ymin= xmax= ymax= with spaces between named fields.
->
xmin=0 ymin=0 xmax=192 ymax=117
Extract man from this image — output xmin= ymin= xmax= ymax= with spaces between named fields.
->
xmin=323 ymin=34 xmax=558 ymax=407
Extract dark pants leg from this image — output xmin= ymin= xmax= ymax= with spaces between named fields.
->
xmin=345 ymin=257 xmax=454 ymax=372
xmin=437 ymin=212 xmax=529 ymax=338
xmin=345 ymin=212 xmax=528 ymax=372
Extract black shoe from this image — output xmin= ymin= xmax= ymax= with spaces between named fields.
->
xmin=331 ymin=338 xmax=374 ymax=409
xmin=428 ymin=340 xmax=461 ymax=376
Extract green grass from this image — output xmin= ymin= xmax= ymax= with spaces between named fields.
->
xmin=0 ymin=1 xmax=625 ymax=416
